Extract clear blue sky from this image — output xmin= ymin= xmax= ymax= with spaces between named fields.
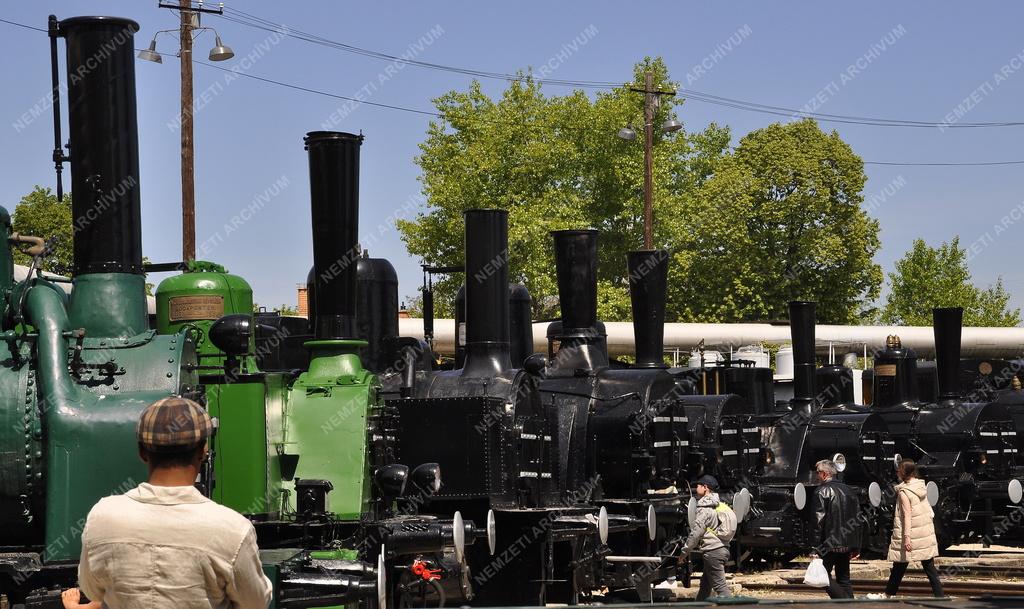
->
xmin=4 ymin=2 xmax=1024 ymax=318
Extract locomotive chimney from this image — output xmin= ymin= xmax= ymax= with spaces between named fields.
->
xmin=789 ymin=301 xmax=818 ymax=412
xmin=627 ymin=250 xmax=669 ymax=368
xmin=462 ymin=209 xmax=511 ymax=377
xmin=57 ymin=16 xmax=147 ymax=338
xmin=509 ymin=283 xmax=534 ymax=367
xmin=305 ymin=131 xmax=362 ymax=340
xmin=553 ymin=230 xmax=599 ymax=331
xmin=59 ymin=16 xmax=143 ymax=277
xmin=933 ymin=306 xmax=964 ymax=403
xmin=549 ymin=230 xmax=608 ymax=370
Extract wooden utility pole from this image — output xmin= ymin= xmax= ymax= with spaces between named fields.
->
xmin=629 ymin=71 xmax=675 ymax=250
xmin=154 ymin=1 xmax=225 ymax=261
xmin=180 ymin=0 xmax=195 ymax=262
xmin=642 ymin=71 xmax=654 ymax=250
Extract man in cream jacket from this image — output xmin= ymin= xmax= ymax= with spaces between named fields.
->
xmin=78 ymin=397 xmax=273 ymax=608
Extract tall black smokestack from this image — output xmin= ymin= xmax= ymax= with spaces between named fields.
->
xmin=789 ymin=301 xmax=817 ymax=411
xmin=933 ymin=307 xmax=963 ymax=403
xmin=548 ymin=230 xmax=608 ymax=370
xmin=58 ymin=16 xmax=142 ymax=276
xmin=462 ymin=209 xmax=511 ymax=377
xmin=305 ymin=131 xmax=362 ymax=340
xmin=628 ymin=250 xmax=668 ymax=368
xmin=553 ymin=230 xmax=598 ymax=331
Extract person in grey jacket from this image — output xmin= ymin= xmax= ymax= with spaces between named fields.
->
xmin=681 ymin=475 xmax=732 ymax=601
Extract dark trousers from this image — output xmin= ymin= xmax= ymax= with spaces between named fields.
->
xmin=821 ymin=551 xmax=853 ymax=599
xmin=886 ymin=559 xmax=944 ymax=597
xmin=696 ymin=546 xmax=731 ymax=601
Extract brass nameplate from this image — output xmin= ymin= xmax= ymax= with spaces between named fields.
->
xmin=169 ymin=295 xmax=225 ymax=322
xmin=875 ymin=364 xmax=897 ymax=377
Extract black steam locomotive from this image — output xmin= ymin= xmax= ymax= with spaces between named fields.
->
xmin=865 ymin=307 xmax=1021 ymax=548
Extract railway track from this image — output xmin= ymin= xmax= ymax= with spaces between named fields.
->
xmin=942 ymin=548 xmax=1024 ymax=558
xmin=923 ymin=564 xmax=1024 ymax=578
xmin=740 ymin=576 xmax=1024 ymax=598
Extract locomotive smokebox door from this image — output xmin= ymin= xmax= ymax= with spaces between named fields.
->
xmin=296 ymin=478 xmax=334 ymax=517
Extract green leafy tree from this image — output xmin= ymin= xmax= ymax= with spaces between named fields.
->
xmin=672 ymin=119 xmax=882 ymax=323
xmin=400 ymin=58 xmax=728 ymax=319
xmin=11 ymin=186 xmax=74 ymax=275
xmin=254 ymin=303 xmax=299 ymax=316
xmin=400 ymin=62 xmax=881 ymax=324
xmin=882 ymin=237 xmax=1020 ymax=326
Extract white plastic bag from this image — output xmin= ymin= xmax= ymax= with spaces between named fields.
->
xmin=803 ymin=558 xmax=829 ymax=588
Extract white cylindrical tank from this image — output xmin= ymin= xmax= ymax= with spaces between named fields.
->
xmin=774 ymin=346 xmax=794 ymax=380
xmin=688 ymin=350 xmax=723 ymax=368
xmin=735 ymin=345 xmax=770 ymax=368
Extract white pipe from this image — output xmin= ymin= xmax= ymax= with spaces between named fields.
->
xmin=398 ymin=318 xmax=1024 ymax=359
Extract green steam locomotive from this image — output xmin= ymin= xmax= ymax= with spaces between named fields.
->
xmin=2 ymin=14 xmax=480 ymax=608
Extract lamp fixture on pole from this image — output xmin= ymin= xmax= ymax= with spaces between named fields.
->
xmin=140 ymin=1 xmax=231 ymax=262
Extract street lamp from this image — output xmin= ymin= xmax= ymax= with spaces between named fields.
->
xmin=617 ymin=126 xmax=637 ymax=141
xmin=137 ymin=27 xmax=234 ymax=63
xmin=661 ymin=118 xmax=682 ymax=133
xmin=138 ymin=39 xmax=162 ymax=63
xmin=138 ymin=3 xmax=232 ymax=262
xmin=618 ymin=71 xmax=679 ymax=249
xmin=208 ymin=34 xmax=234 ymax=61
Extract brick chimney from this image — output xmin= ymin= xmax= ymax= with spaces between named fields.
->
xmin=297 ymin=283 xmax=309 ymax=318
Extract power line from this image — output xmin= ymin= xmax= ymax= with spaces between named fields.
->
xmin=200 ymin=62 xmax=1024 ymax=166
xmin=217 ymin=7 xmax=620 ymax=90
xmin=195 ymin=59 xmax=441 ymax=117
xmin=217 ymin=6 xmax=1024 ymax=130
xmin=0 ymin=17 xmax=46 ymax=33
xmin=6 ymin=17 xmax=1024 ymax=168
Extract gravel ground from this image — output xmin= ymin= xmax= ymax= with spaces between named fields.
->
xmin=665 ymin=544 xmax=1024 ymax=601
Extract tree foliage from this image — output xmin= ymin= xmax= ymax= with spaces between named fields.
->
xmin=673 ymin=120 xmax=882 ymax=323
xmin=882 ymin=237 xmax=1020 ymax=326
xmin=11 ymin=186 xmax=156 ymax=294
xmin=254 ymin=303 xmax=300 ymax=316
xmin=400 ymin=59 xmax=882 ymax=324
xmin=400 ymin=58 xmax=726 ymax=319
xmin=11 ymin=186 xmax=74 ymax=275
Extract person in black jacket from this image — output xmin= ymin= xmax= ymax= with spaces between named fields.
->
xmin=811 ymin=459 xmax=861 ymax=599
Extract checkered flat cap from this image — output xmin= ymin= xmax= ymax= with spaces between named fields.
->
xmin=137 ymin=397 xmax=213 ymax=452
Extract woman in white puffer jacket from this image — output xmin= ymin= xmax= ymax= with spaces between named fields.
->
xmin=870 ymin=459 xmax=944 ymax=598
